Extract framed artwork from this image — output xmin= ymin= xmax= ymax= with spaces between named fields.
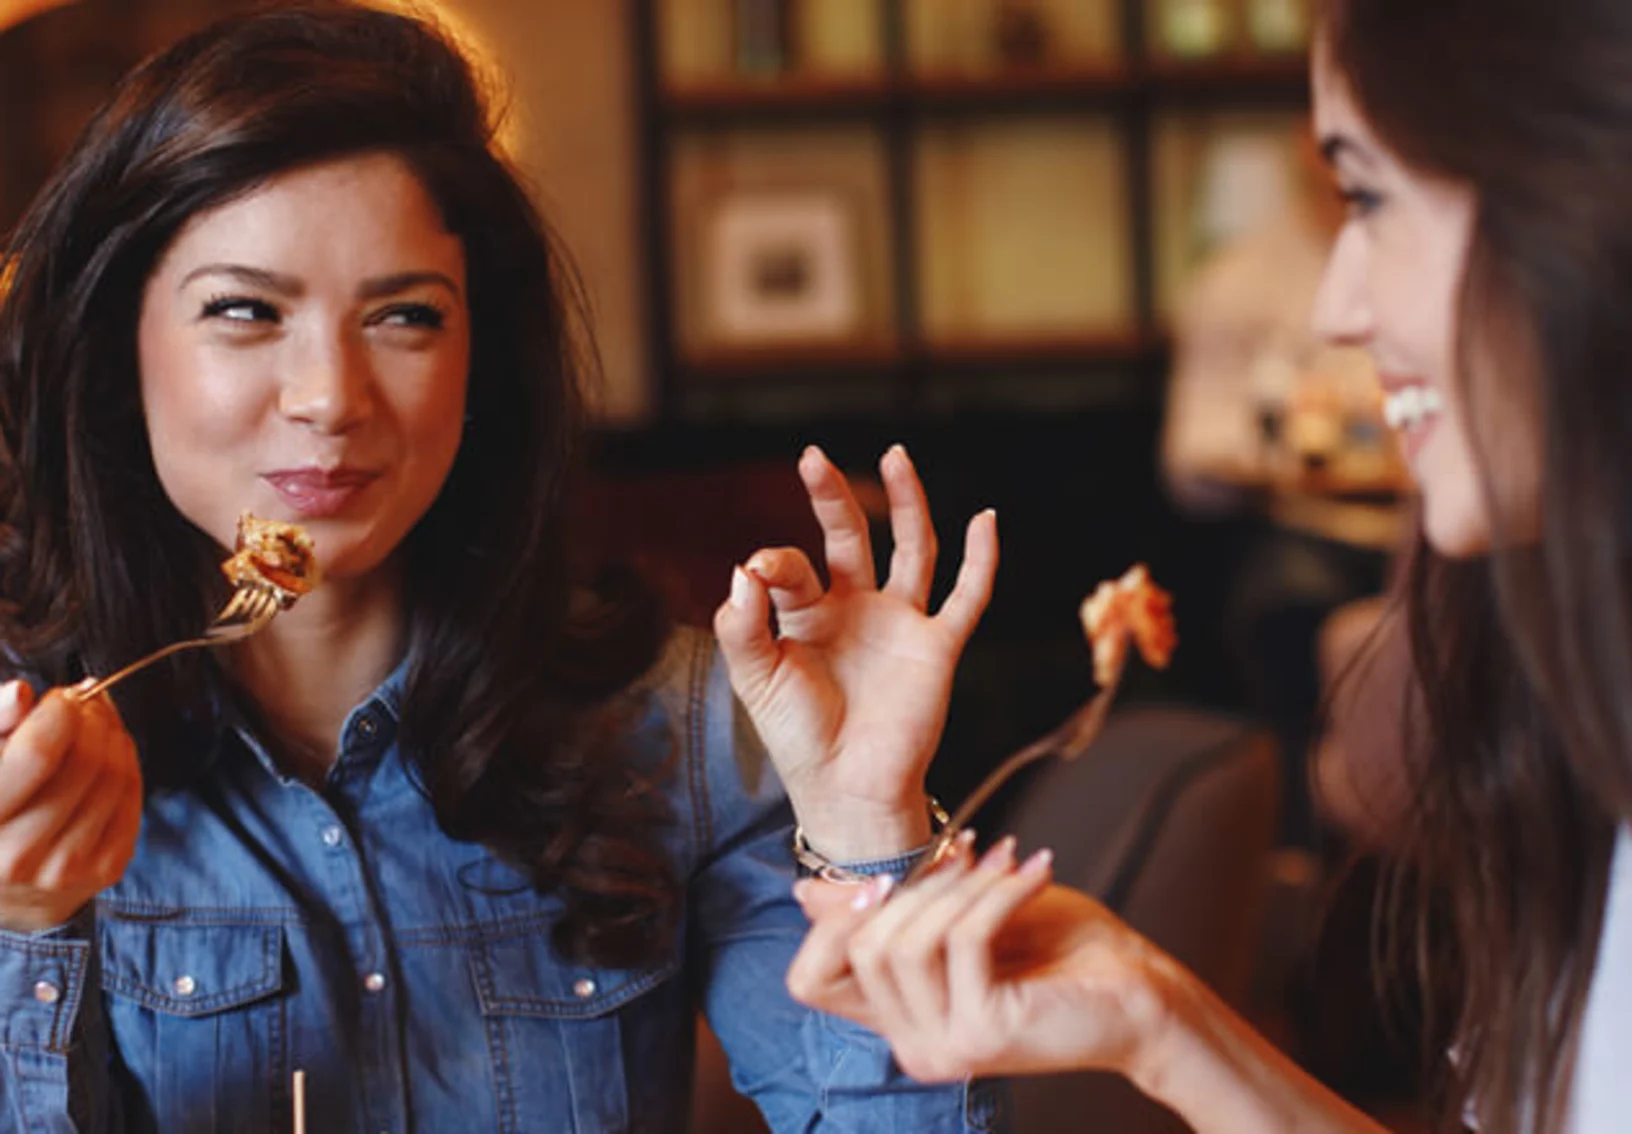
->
xmin=704 ymin=189 xmax=861 ymax=344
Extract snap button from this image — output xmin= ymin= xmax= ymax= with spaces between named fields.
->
xmin=363 ymin=971 xmax=387 ymax=993
xmin=172 ymin=975 xmax=197 ymax=997
xmin=33 ymin=981 xmax=59 ymax=1005
xmin=573 ymin=978 xmax=596 ymax=999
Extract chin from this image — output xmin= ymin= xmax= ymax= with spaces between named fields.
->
xmin=1422 ymin=493 xmax=1493 ymax=559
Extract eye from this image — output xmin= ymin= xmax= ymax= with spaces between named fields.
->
xmin=371 ymin=303 xmax=448 ymax=331
xmin=1338 ymin=185 xmax=1385 ymax=219
xmin=200 ymin=295 xmax=281 ymax=324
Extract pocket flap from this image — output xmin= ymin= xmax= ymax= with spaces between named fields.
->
xmin=469 ymin=922 xmax=676 ymax=1021
xmin=102 ymin=919 xmax=284 ymax=1018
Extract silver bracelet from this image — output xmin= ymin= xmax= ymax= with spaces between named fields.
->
xmin=792 ymin=797 xmax=951 ymax=884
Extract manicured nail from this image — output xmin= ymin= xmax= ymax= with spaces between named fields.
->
xmin=980 ymin=836 xmax=1018 ymax=871
xmin=851 ymin=873 xmax=894 ymax=911
xmin=1020 ymin=847 xmax=1054 ymax=875
xmin=792 ymin=879 xmax=814 ymax=904
xmin=0 ymin=680 xmax=21 ymax=715
xmin=885 ymin=443 xmax=909 ymax=465
xmin=954 ymin=829 xmax=978 ymax=854
xmin=979 ymin=507 xmax=997 ymax=522
xmin=729 ymin=566 xmax=751 ymax=609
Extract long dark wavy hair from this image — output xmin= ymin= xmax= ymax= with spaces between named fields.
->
xmin=1320 ymin=1 xmax=1632 ymax=1128
xmin=0 ymin=2 xmax=677 ymax=968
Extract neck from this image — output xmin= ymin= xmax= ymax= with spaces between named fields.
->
xmin=228 ymin=561 xmax=406 ymax=780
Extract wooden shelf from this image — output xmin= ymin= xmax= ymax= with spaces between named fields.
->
xmin=676 ymin=331 xmax=1162 ymax=385
xmin=1144 ymin=55 xmax=1310 ymax=101
xmin=924 ymin=330 xmax=1153 ymax=368
xmin=663 ymin=75 xmax=892 ymax=121
xmin=678 ymin=340 xmax=903 ymax=382
xmin=662 ymin=57 xmax=1306 ymax=126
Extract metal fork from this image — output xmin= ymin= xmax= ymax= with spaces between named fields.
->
xmin=70 ymin=581 xmax=284 ymax=701
xmin=902 ymin=649 xmax=1129 ymax=887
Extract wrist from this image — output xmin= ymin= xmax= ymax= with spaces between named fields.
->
xmin=1127 ymin=959 xmax=1382 ymax=1134
xmin=791 ymin=795 xmax=937 ymax=864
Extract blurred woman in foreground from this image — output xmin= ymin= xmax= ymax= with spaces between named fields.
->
xmin=744 ymin=1 xmax=1632 ymax=1130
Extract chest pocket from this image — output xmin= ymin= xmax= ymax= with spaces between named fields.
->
xmin=468 ymin=919 xmax=683 ymax=1134
xmin=101 ymin=918 xmax=287 ymax=1133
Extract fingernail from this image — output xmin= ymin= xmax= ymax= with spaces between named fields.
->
xmin=980 ymin=836 xmax=1018 ymax=871
xmin=1020 ymin=847 xmax=1054 ymax=875
xmin=955 ymin=829 xmax=978 ymax=853
xmin=0 ymin=680 xmax=20 ymax=714
xmin=885 ymin=443 xmax=908 ymax=464
xmin=980 ymin=507 xmax=997 ymax=522
xmin=729 ymin=566 xmax=751 ymax=609
xmin=851 ymin=874 xmax=894 ymax=911
xmin=792 ymin=879 xmax=813 ymax=904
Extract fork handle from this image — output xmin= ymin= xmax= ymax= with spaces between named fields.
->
xmin=901 ymin=663 xmax=1126 ymax=888
xmin=71 ymin=639 xmax=209 ymax=702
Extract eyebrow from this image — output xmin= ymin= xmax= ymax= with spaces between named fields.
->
xmin=177 ymin=264 xmax=462 ymax=301
xmin=1319 ymin=134 xmax=1378 ymax=171
xmin=354 ymin=271 xmax=462 ymax=302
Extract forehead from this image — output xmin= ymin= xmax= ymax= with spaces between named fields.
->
xmin=1310 ymin=46 xmax=1371 ymax=148
xmin=154 ymin=154 xmax=459 ymax=271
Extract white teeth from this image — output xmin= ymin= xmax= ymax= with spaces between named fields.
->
xmin=1383 ymin=385 xmax=1443 ymax=432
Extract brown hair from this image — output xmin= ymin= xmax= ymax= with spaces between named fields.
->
xmin=1320 ymin=1 xmax=1632 ymax=1128
xmin=0 ymin=2 xmax=677 ymax=967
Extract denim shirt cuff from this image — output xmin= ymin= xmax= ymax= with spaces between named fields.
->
xmin=830 ymin=843 xmax=933 ymax=880
xmin=0 ymin=907 xmax=94 ymax=1051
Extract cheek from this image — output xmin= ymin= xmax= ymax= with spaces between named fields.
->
xmin=396 ymin=354 xmax=469 ymax=482
xmin=137 ymin=324 xmax=268 ymax=541
xmin=1419 ymin=408 xmax=1494 ymax=558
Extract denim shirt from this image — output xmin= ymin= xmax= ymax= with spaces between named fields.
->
xmin=0 ymin=630 xmax=1004 ymax=1133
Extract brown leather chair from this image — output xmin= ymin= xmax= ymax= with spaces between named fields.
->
xmin=999 ymin=705 xmax=1282 ymax=1132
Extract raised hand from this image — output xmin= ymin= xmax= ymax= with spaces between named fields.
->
xmin=0 ymin=681 xmax=143 ymax=933
xmin=713 ymin=444 xmax=998 ymax=861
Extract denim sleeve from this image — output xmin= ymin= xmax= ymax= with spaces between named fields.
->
xmin=685 ymin=639 xmax=1006 ymax=1133
xmin=0 ymin=909 xmax=118 ymax=1133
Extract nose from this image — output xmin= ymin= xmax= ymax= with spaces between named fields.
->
xmin=1311 ymin=225 xmax=1375 ymax=346
xmin=279 ymin=328 xmax=374 ymax=433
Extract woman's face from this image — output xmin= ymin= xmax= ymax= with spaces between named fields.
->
xmin=1311 ymin=49 xmax=1536 ymax=557
xmin=137 ymin=153 xmax=470 ymax=583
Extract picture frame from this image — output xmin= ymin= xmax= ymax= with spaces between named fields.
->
xmin=703 ymin=189 xmax=861 ymax=345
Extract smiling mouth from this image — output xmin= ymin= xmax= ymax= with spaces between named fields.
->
xmin=262 ymin=469 xmax=380 ymax=517
xmin=1381 ymin=385 xmax=1443 ymax=433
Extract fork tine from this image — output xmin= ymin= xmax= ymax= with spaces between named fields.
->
xmin=217 ymin=587 xmax=253 ymax=621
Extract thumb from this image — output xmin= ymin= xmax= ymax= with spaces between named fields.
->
xmin=713 ymin=565 xmax=781 ymax=708
xmin=792 ymin=876 xmax=875 ymax=922
xmin=0 ymin=679 xmax=35 ymax=739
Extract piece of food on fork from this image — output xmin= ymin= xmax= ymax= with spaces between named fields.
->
xmin=221 ymin=512 xmax=321 ymax=607
xmin=1079 ymin=564 xmax=1177 ymax=688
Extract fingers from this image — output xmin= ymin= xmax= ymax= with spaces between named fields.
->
xmin=0 ymin=690 xmax=84 ymax=823
xmin=946 ymin=846 xmax=1055 ymax=1013
xmin=744 ymin=547 xmax=826 ymax=624
xmin=713 ymin=564 xmax=778 ymax=707
xmin=879 ymin=446 xmax=937 ymax=610
xmin=33 ymin=695 xmax=140 ymax=892
xmin=935 ymin=509 xmax=999 ymax=646
xmin=0 ymin=680 xmax=35 ymax=739
xmin=798 ymin=446 xmax=877 ymax=593
xmin=787 ymin=874 xmax=897 ymax=1026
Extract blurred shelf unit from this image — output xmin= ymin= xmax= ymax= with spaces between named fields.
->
xmin=635 ymin=0 xmax=1313 ymax=420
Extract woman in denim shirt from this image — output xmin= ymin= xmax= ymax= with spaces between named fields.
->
xmin=0 ymin=5 xmax=1002 ymax=1131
